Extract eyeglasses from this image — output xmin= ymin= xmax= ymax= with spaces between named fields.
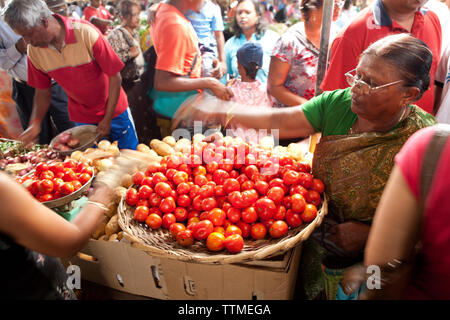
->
xmin=345 ymin=68 xmax=403 ymax=95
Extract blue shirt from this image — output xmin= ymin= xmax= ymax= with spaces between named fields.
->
xmin=185 ymin=0 xmax=224 ymax=49
xmin=0 ymin=19 xmax=27 ymax=81
xmin=224 ymin=29 xmax=280 ymax=84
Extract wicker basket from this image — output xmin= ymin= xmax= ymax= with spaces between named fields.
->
xmin=118 ymin=191 xmax=328 ymax=265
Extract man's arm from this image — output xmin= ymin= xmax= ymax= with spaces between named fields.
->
xmin=19 ymin=88 xmax=52 ymax=145
xmin=211 ymin=31 xmax=227 ymax=79
xmin=433 ymin=84 xmax=443 ymax=115
xmin=97 ymin=72 xmax=122 ymax=138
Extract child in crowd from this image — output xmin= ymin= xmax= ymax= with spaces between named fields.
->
xmin=228 ymin=42 xmax=273 ymax=107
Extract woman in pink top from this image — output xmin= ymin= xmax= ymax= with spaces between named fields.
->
xmin=362 ymin=125 xmax=450 ymax=299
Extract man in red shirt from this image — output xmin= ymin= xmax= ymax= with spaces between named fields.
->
xmin=83 ymin=0 xmax=114 ymax=35
xmin=3 ymin=0 xmax=138 ymax=150
xmin=320 ymin=0 xmax=442 ymax=114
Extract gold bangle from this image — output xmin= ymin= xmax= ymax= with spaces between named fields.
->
xmin=86 ymin=200 xmax=109 ymax=212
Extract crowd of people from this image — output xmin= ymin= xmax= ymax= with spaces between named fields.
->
xmin=0 ymin=0 xmax=450 ymax=300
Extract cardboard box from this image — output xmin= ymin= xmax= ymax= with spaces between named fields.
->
xmin=62 ymin=239 xmax=302 ymax=300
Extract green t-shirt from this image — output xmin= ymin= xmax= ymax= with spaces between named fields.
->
xmin=302 ymin=88 xmax=356 ymax=137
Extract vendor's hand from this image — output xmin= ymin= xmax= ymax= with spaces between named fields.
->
xmin=209 ymin=78 xmax=233 ymax=101
xmin=129 ymin=45 xmax=140 ymax=59
xmin=210 ymin=60 xmax=226 ymax=80
xmin=89 ymin=181 xmax=114 ymax=207
xmin=96 ymin=117 xmax=112 ymax=139
xmin=327 ymin=221 xmax=371 ymax=253
xmin=226 ymin=78 xmax=237 ymax=87
xmin=19 ymin=120 xmax=41 ymax=146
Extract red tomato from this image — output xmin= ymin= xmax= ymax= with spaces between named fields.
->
xmin=39 ymin=193 xmax=54 ymax=202
xmin=81 ymin=166 xmax=95 ymax=176
xmin=63 ymin=159 xmax=77 ymax=169
xmin=36 ymin=162 xmax=49 ymax=176
xmin=27 ymin=180 xmax=39 ymax=196
xmin=173 ymin=171 xmax=189 ymax=185
xmin=222 ymin=178 xmax=240 ymax=194
xmin=219 ymin=159 xmax=234 ymax=172
xmin=236 ymin=221 xmax=251 ymax=239
xmin=306 ymin=190 xmax=321 ymax=206
xmin=255 ymin=198 xmax=276 ymax=220
xmin=227 ymin=191 xmax=245 ymax=209
xmin=145 ymin=213 xmax=162 ymax=229
xmin=62 ymin=169 xmax=77 ymax=182
xmin=279 ymin=157 xmax=294 ymax=167
xmin=194 ymin=174 xmax=208 ymax=187
xmin=269 ymin=220 xmax=289 ymax=238
xmin=162 ymin=213 xmax=176 ymax=229
xmin=148 ymin=192 xmax=162 ymax=207
xmin=206 ymin=232 xmax=225 ymax=251
xmin=166 ymin=154 xmax=182 ymax=169
xmin=187 ymin=217 xmax=200 ymax=229
xmin=298 ymin=172 xmax=314 ymax=189
xmin=145 ymin=162 xmax=162 ymax=175
xmin=241 ymin=189 xmax=258 ymax=207
xmin=236 ymin=173 xmax=249 ymax=185
xmin=38 ymin=179 xmax=54 ymax=194
xmin=261 ymin=218 xmax=275 ymax=230
xmin=206 ymin=161 xmax=219 ymax=173
xmin=311 ymin=178 xmax=325 ymax=194
xmin=283 ymin=195 xmax=292 ymax=209
xmin=78 ymin=173 xmax=91 ymax=185
xmin=177 ymin=194 xmax=191 ymax=207
xmin=40 ymin=170 xmax=54 ymax=180
xmin=152 ymin=172 xmax=168 ymax=185
xmin=177 ymin=229 xmax=194 ymax=247
xmin=244 ymin=165 xmax=259 ymax=180
xmin=241 ymin=206 xmax=258 ymax=224
xmin=290 ymin=185 xmax=309 ymax=198
xmin=141 ymin=176 xmax=153 ymax=188
xmin=170 ymin=222 xmax=186 ymax=238
xmin=282 ymin=170 xmax=299 ymax=185
xmin=301 ymin=204 xmax=318 ymax=223
xmin=193 ymin=165 xmax=207 ymax=176
xmin=174 ymin=207 xmax=188 ymax=222
xmin=226 ymin=207 xmax=241 ymax=223
xmin=149 ymin=207 xmax=163 ymax=217
xmin=189 ymin=184 xmax=200 ymax=198
xmin=134 ymin=206 xmax=149 ymax=222
xmin=224 ymin=234 xmax=244 ymax=253
xmin=125 ymin=188 xmax=139 ymax=206
xmin=199 ymin=184 xmax=215 ymax=198
xmin=240 ymin=180 xmax=254 ymax=191
xmin=273 ymin=205 xmax=287 ymax=220
xmin=49 ymin=162 xmax=65 ymax=175
xmin=187 ymin=211 xmax=200 ymax=220
xmin=176 ymin=182 xmax=191 ymax=195
xmin=131 ymin=171 xmax=145 ymax=186
xmin=139 ymin=185 xmax=153 ymax=199
xmin=59 ymin=181 xmax=74 ymax=195
xmin=177 ymin=163 xmax=192 ymax=175
xmin=291 ymin=194 xmax=306 ymax=213
xmin=72 ymin=180 xmax=82 ymax=191
xmin=164 ymin=168 xmax=177 ymax=181
xmin=213 ymin=226 xmax=225 ymax=235
xmin=137 ymin=199 xmax=149 ymax=208
xmin=212 ymin=169 xmax=230 ymax=185
xmin=192 ymin=220 xmax=214 ymax=240
xmin=254 ymin=180 xmax=269 ymax=196
xmin=154 ymin=182 xmax=172 ymax=198
xmin=251 ymin=223 xmax=267 ymax=240
xmin=208 ymin=208 xmax=226 ymax=226
xmin=160 ymin=197 xmax=176 ymax=213
xmin=214 ymin=185 xmax=226 ymax=197
xmin=285 ymin=209 xmax=303 ymax=228
xmin=292 ymin=161 xmax=310 ymax=173
xmin=267 ymin=186 xmax=285 ymax=204
xmin=201 ymin=197 xmax=218 ymax=211
xmin=225 ymin=225 xmax=242 ymax=237
xmin=269 ymin=178 xmax=289 ymax=194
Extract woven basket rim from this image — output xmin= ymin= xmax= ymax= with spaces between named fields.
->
xmin=118 ymin=189 xmax=328 ymax=265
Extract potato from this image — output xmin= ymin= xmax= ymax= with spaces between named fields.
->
xmin=174 ymin=138 xmax=191 ymax=154
xmin=150 ymin=139 xmax=175 ymax=156
xmin=162 ymin=136 xmax=176 ymax=147
xmin=192 ymin=133 xmax=205 ymax=144
xmin=137 ymin=143 xmax=151 ymax=153
xmin=117 ymin=231 xmax=124 ymax=241
xmin=70 ymin=150 xmax=84 ymax=161
xmin=98 ymin=235 xmax=109 ymax=241
xmin=92 ymin=215 xmax=109 ymax=239
xmin=287 ymin=143 xmax=304 ymax=161
xmin=109 ymin=234 xmax=118 ymax=242
xmin=97 ymin=140 xmax=111 ymax=151
xmin=121 ymin=173 xmax=133 ymax=188
xmin=104 ymin=202 xmax=118 ymax=218
xmin=114 ymin=186 xmax=127 ymax=204
xmin=259 ymin=136 xmax=275 ymax=150
xmin=105 ymin=214 xmax=120 ymax=237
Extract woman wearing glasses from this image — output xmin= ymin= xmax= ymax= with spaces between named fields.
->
xmin=181 ymin=33 xmax=436 ymax=299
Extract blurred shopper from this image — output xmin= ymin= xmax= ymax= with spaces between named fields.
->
xmin=320 ymin=0 xmax=442 ymax=115
xmin=334 ymin=0 xmax=358 ymax=31
xmin=3 ymin=0 xmax=138 ymax=150
xmin=83 ymin=0 xmax=114 ymax=35
xmin=0 ymin=18 xmax=73 ymax=145
xmin=225 ymin=0 xmax=280 ymax=84
xmin=268 ymin=0 xmax=341 ymax=107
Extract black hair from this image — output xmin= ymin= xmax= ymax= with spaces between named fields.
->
xmin=232 ymin=0 xmax=266 ymax=40
xmin=362 ymin=34 xmax=432 ymax=101
xmin=274 ymin=6 xmax=287 ymax=22
xmin=300 ymin=0 xmax=323 ymax=22
xmin=241 ymin=62 xmax=260 ymax=80
xmin=118 ymin=0 xmax=139 ymax=18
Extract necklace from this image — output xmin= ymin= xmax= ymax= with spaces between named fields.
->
xmin=348 ymin=106 xmax=409 ymax=135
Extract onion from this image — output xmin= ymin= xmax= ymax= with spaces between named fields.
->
xmin=30 ymin=156 xmax=38 ymax=164
xmin=97 ymin=140 xmax=111 ymax=151
xmin=19 ymin=155 xmax=28 ymax=163
xmin=37 ymin=150 xmax=46 ymax=158
xmin=18 ymin=169 xmax=28 ymax=176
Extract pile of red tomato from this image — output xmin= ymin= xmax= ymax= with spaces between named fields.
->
xmin=125 ymin=138 xmax=324 ymax=254
xmin=18 ymin=159 xmax=95 ymax=202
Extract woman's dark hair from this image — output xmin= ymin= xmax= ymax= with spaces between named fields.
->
xmin=241 ymin=62 xmax=260 ymax=80
xmin=343 ymin=0 xmax=352 ymax=10
xmin=232 ymin=0 xmax=266 ymax=40
xmin=118 ymin=0 xmax=139 ymax=18
xmin=274 ymin=6 xmax=287 ymax=23
xmin=362 ymin=34 xmax=432 ymax=101
xmin=300 ymin=0 xmax=323 ymax=22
